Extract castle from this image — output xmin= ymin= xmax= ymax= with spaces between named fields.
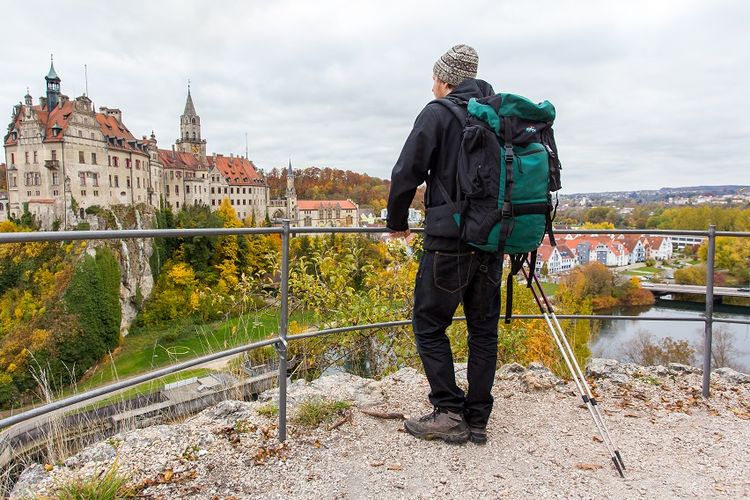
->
xmin=2 ymin=60 xmax=358 ymax=229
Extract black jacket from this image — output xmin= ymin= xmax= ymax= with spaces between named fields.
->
xmin=386 ymin=78 xmax=495 ymax=251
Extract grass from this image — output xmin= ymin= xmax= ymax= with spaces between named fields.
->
xmin=76 ymin=309 xmax=290 ymax=392
xmin=256 ymin=403 xmax=279 ymax=418
xmin=540 ymin=282 xmax=560 ymax=296
xmin=293 ymin=398 xmax=352 ymax=428
xmin=52 ymin=459 xmax=134 ymax=499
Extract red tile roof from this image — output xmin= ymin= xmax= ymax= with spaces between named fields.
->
xmin=209 ymin=155 xmax=264 ymax=186
xmin=158 ymin=149 xmax=206 ymax=171
xmin=298 ymin=199 xmax=358 ymax=211
xmin=157 ymin=151 xmax=265 ymax=186
xmin=5 ymin=101 xmax=147 ymax=154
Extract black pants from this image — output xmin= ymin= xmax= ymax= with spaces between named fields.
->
xmin=412 ymin=250 xmax=502 ymax=428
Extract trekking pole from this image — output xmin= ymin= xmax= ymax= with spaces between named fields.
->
xmin=519 ymin=265 xmax=625 ymax=478
xmin=526 ymin=268 xmax=626 ymax=473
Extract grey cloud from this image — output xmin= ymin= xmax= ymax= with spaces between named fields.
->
xmin=2 ymin=0 xmax=748 ymax=195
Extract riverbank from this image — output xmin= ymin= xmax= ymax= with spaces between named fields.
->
xmin=11 ymin=360 xmax=750 ymax=498
xmin=591 ymin=300 xmax=750 ymax=371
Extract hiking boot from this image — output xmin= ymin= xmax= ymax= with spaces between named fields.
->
xmin=468 ymin=425 xmax=487 ymax=445
xmin=404 ymin=408 xmax=470 ymax=444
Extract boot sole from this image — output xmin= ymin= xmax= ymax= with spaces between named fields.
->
xmin=469 ymin=433 xmax=487 ymax=445
xmin=404 ymin=423 xmax=470 ymax=444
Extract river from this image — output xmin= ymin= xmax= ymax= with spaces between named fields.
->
xmin=589 ymin=299 xmax=750 ymax=372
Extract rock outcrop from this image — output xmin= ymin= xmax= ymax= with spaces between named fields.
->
xmin=10 ymin=361 xmax=750 ymax=499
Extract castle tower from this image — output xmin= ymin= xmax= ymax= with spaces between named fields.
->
xmin=175 ymin=83 xmax=206 ymax=159
xmin=45 ymin=56 xmax=61 ymax=111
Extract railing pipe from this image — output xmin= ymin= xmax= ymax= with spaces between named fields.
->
xmin=0 ymin=227 xmax=282 ymax=244
xmin=0 ymin=225 xmax=747 ymax=433
xmin=0 ymin=337 xmax=280 ymax=430
xmin=702 ymin=225 xmax=717 ymax=397
xmin=277 ymin=220 xmax=290 ymax=441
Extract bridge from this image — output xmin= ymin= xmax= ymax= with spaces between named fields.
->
xmin=641 ymin=283 xmax=750 ymax=300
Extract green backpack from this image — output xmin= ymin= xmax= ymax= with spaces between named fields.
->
xmin=434 ymin=93 xmax=562 ymax=321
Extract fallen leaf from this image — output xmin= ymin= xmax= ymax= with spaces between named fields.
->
xmin=387 ymin=463 xmax=403 ymax=471
xmin=163 ymin=469 xmax=174 ymax=482
xmin=43 ymin=463 xmax=53 ymax=472
xmin=314 ymin=439 xmax=321 ymax=448
xmin=592 ymin=436 xmax=603 ymax=443
xmin=370 ymin=460 xmax=385 ymax=467
xmin=576 ymin=463 xmax=603 ymax=471
xmin=624 ymin=412 xmax=640 ymax=418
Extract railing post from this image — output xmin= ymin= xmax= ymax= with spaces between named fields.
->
xmin=702 ymin=224 xmax=716 ymax=398
xmin=277 ymin=219 xmax=290 ymax=441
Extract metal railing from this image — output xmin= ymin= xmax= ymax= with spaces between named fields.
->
xmin=0 ymin=223 xmax=748 ymax=442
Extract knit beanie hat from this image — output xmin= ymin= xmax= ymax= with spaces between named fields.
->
xmin=433 ymin=44 xmax=478 ymax=87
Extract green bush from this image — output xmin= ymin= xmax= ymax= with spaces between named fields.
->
xmin=59 ymin=248 xmax=122 ymax=378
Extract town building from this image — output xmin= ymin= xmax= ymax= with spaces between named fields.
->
xmin=535 ymin=233 xmax=674 ymax=276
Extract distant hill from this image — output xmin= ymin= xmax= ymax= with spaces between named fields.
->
xmin=265 ymin=166 xmax=425 ymax=213
xmin=564 ymin=185 xmax=749 ymax=197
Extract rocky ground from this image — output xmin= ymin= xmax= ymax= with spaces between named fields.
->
xmin=11 ymin=359 xmax=750 ymax=499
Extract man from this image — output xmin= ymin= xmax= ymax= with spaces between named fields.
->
xmin=386 ymin=44 xmax=501 ymax=445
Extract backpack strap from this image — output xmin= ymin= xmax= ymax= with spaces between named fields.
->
xmin=496 ymin=116 xmax=515 ymax=256
xmin=430 ymin=98 xmax=469 ymax=237
xmin=431 ymin=98 xmax=468 ymax=126
xmin=504 ymin=253 xmax=527 ymax=323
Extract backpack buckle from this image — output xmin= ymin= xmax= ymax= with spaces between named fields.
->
xmin=502 ymin=202 xmax=513 ymax=218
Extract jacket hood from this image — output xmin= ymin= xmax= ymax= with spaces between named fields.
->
xmin=448 ymin=78 xmax=495 ymax=103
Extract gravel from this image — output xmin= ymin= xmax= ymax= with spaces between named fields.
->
xmin=11 ymin=359 xmax=750 ymax=499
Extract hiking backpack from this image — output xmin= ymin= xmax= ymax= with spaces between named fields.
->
xmin=433 ymin=93 xmax=562 ymax=322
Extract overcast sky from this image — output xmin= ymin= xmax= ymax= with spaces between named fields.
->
xmin=1 ymin=0 xmax=747 ymax=194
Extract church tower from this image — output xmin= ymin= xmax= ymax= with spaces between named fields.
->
xmin=175 ymin=84 xmax=206 ymax=159
xmin=45 ymin=56 xmax=61 ymax=111
xmin=286 ymin=159 xmax=298 ymax=222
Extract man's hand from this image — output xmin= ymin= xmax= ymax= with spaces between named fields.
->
xmin=390 ymin=229 xmax=411 ymax=239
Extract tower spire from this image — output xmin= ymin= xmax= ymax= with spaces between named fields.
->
xmin=45 ymin=55 xmax=61 ymax=111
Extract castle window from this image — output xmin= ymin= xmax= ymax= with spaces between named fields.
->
xmin=126 ymin=159 xmax=131 ymax=169
xmin=113 ymin=157 xmax=119 ymax=167
xmin=175 ymin=185 xmax=179 ymax=195
xmin=33 ymin=151 xmax=38 ymax=164
xmin=91 ymin=132 xmax=95 ymax=139
xmin=91 ymin=153 xmax=97 ymax=165
xmin=10 ymin=153 xmax=14 ymax=165
xmin=25 ymin=152 xmax=29 ymax=164
xmin=186 ymin=185 xmax=190 ymax=194
xmin=192 ymin=132 xmax=196 ymax=139
xmin=79 ymin=151 xmax=85 ymax=163
xmin=92 ymin=173 xmax=99 ymax=187
xmin=109 ymin=175 xmax=112 ymax=187
xmin=79 ymin=172 xmax=86 ymax=186
xmin=137 ymin=177 xmax=140 ymax=188
xmin=114 ymin=175 xmax=119 ymax=187
xmin=135 ymin=160 xmax=140 ymax=169
xmin=53 ymin=172 xmax=59 ymax=185
xmin=127 ymin=177 xmax=131 ymax=188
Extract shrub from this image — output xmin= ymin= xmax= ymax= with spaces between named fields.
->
xmin=59 ymin=247 xmax=122 ymax=378
xmin=621 ymin=330 xmax=695 ymax=366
